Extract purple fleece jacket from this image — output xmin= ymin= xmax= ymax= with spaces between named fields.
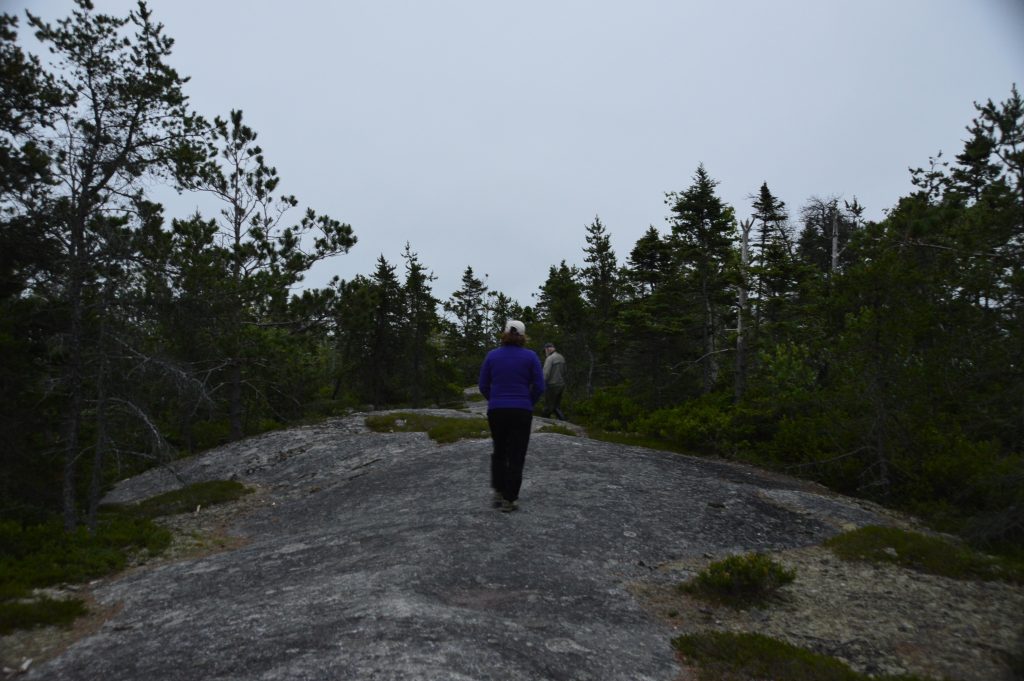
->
xmin=478 ymin=345 xmax=545 ymax=411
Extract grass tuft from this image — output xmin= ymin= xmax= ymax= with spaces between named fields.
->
xmin=365 ymin=412 xmax=490 ymax=444
xmin=825 ymin=525 xmax=1024 ymax=583
xmin=681 ymin=552 xmax=795 ymax=607
xmin=673 ymin=631 xmax=936 ymax=681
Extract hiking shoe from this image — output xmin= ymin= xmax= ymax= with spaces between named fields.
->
xmin=492 ymin=490 xmax=503 ymax=508
xmin=499 ymin=499 xmax=518 ymax=513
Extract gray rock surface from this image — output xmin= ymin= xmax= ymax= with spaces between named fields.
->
xmin=27 ymin=408 xmax=892 ymax=681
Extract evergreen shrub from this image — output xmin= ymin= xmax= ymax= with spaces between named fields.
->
xmin=635 ymin=393 xmax=737 ymax=455
xmin=189 ymin=419 xmax=232 ymax=450
xmin=681 ymin=552 xmax=796 ymax=607
xmin=0 ymin=512 xmax=172 ymax=633
xmin=573 ymin=385 xmax=644 ymax=431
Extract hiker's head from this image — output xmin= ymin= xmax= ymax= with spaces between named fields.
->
xmin=501 ymin=319 xmax=527 ymax=346
xmin=544 ymin=342 xmax=555 ymax=354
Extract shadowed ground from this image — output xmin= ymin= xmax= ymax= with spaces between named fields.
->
xmin=26 ymin=409 xmax=887 ymax=681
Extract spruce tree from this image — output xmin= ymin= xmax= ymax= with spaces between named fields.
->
xmin=666 ymin=164 xmax=738 ymax=394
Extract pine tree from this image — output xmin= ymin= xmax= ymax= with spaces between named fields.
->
xmin=22 ymin=1 xmax=204 ymax=529
xmin=178 ymin=109 xmax=355 ymax=439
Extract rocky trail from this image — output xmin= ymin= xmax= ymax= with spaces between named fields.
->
xmin=5 ymin=403 xmax=1021 ymax=680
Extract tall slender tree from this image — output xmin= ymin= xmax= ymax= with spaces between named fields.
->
xmin=580 ymin=215 xmax=620 ymax=391
xmin=400 ymin=243 xmax=439 ymax=406
xmin=24 ymin=0 xmax=203 ymax=529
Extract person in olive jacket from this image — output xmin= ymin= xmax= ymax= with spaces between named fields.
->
xmin=541 ymin=342 xmax=566 ymax=420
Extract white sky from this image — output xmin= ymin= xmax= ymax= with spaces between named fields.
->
xmin=6 ymin=0 xmax=1024 ymax=306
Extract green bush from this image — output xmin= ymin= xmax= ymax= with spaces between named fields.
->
xmin=573 ymin=385 xmax=644 ymax=432
xmin=672 ymin=631 xmax=936 ymax=681
xmin=0 ymin=595 xmax=88 ymax=635
xmin=635 ymin=393 xmax=736 ymax=455
xmin=681 ymin=552 xmax=795 ymax=607
xmin=957 ymin=454 xmax=1024 ymax=551
xmin=0 ymin=514 xmax=171 ymax=594
xmin=189 ymin=419 xmax=232 ymax=451
xmin=824 ymin=525 xmax=1024 ymax=583
xmin=0 ymin=511 xmax=173 ymax=633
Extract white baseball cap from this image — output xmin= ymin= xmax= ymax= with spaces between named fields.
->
xmin=504 ymin=319 xmax=526 ymax=336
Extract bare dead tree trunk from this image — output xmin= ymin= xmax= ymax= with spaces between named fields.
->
xmin=87 ymin=284 xmax=114 ymax=534
xmin=735 ymin=218 xmax=753 ymax=401
xmin=61 ymin=215 xmax=87 ymax=532
xmin=586 ymin=346 xmax=595 ymax=396
xmin=229 ymin=359 xmax=244 ymax=440
xmin=830 ymin=203 xmax=840 ymax=275
xmin=702 ymin=277 xmax=717 ymax=393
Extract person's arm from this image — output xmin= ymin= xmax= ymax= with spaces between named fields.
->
xmin=478 ymin=355 xmax=491 ymax=399
xmin=530 ymin=354 xmax=545 ymax=405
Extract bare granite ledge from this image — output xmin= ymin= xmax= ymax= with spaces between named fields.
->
xmin=21 ymin=411 xmax=930 ymax=681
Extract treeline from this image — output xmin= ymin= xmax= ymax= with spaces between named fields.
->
xmin=2 ymin=2 xmax=1021 ymax=552
xmin=0 ymin=1 xmax=539 ymax=530
xmin=540 ymin=105 xmax=1023 ymax=551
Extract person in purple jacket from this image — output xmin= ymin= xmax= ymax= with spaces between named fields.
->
xmin=478 ymin=319 xmax=545 ymax=513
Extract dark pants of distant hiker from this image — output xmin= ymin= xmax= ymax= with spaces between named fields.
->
xmin=542 ymin=384 xmax=565 ymax=420
xmin=487 ymin=408 xmax=533 ymax=502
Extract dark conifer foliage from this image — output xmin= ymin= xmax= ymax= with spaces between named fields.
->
xmin=0 ymin=0 xmax=1019 ymax=552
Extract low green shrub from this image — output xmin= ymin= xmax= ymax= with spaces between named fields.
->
xmin=635 ymin=393 xmax=737 ymax=455
xmin=681 ymin=552 xmax=795 ymax=607
xmin=824 ymin=525 xmax=1024 ymax=583
xmin=188 ymin=419 xmax=232 ymax=451
xmin=0 ymin=595 xmax=88 ymax=635
xmin=572 ymin=385 xmax=644 ymax=432
xmin=0 ymin=512 xmax=173 ymax=633
xmin=365 ymin=413 xmax=490 ymax=444
xmin=672 ymin=631 xmax=936 ymax=681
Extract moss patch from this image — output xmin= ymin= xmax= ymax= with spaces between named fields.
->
xmin=122 ymin=480 xmax=253 ymax=519
xmin=673 ymin=631 xmax=937 ymax=681
xmin=825 ymin=525 xmax=1024 ymax=583
xmin=537 ymin=423 xmax=577 ymax=436
xmin=365 ymin=413 xmax=490 ymax=444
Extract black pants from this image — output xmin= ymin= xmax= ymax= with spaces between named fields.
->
xmin=542 ymin=384 xmax=565 ymax=420
xmin=487 ymin=408 xmax=533 ymax=502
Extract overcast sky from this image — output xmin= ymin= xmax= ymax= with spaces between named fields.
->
xmin=7 ymin=0 xmax=1024 ymax=306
